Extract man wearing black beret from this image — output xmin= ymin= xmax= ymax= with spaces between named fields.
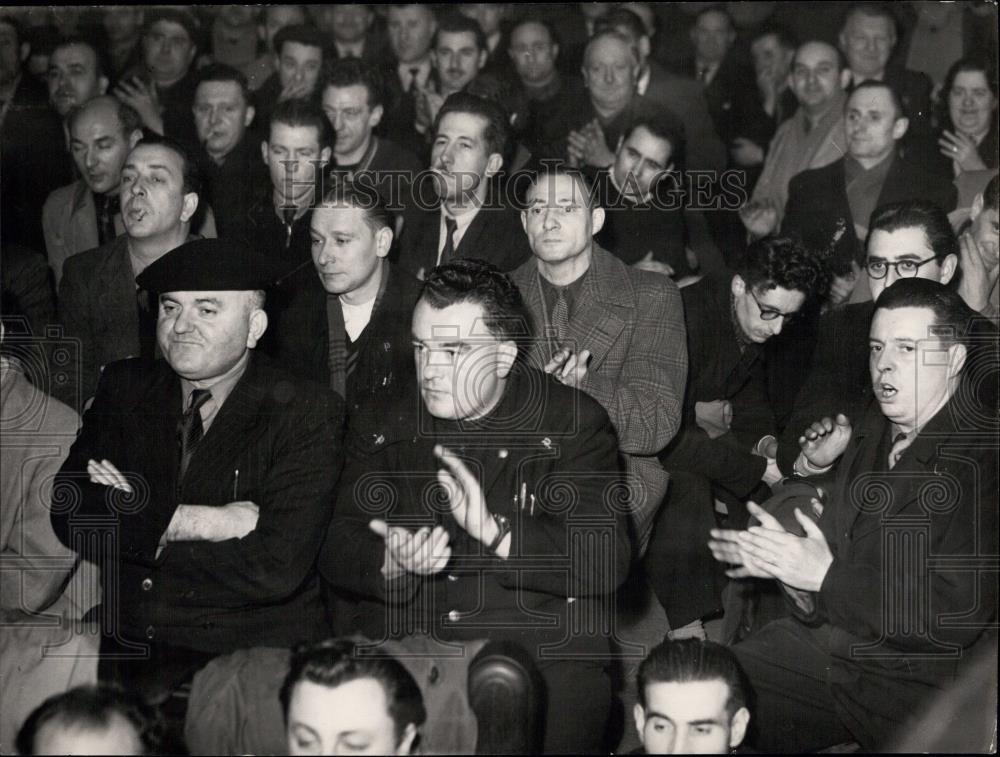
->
xmin=51 ymin=238 xmax=346 ymax=707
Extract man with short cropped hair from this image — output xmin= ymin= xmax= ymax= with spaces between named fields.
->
xmin=43 ymin=96 xmax=144 ymax=286
xmin=251 ymin=24 xmax=325 ymax=135
xmin=46 ymin=36 xmax=108 ymax=118
xmin=243 ymin=5 xmax=305 ymax=92
xmin=381 ymin=4 xmax=438 ymax=154
xmin=635 ymin=639 xmax=750 ymax=754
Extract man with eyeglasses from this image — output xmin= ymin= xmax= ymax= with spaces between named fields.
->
xmin=767 ymin=199 xmax=998 ymax=478
xmin=647 ymin=236 xmax=828 ymax=641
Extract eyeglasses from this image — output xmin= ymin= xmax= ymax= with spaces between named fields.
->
xmin=865 ymin=255 xmax=938 ymax=280
xmin=748 ymin=288 xmax=797 ymax=321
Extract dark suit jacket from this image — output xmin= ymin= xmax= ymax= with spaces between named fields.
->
xmin=51 ymin=352 xmax=344 ymax=658
xmin=782 ymin=153 xmax=958 ymax=274
xmin=319 ymin=366 xmax=631 ymax=655
xmin=679 ymin=53 xmax=757 ymax=149
xmin=398 ymin=194 xmax=532 ymax=277
xmin=793 ymin=395 xmax=998 ymax=747
xmin=511 ymin=245 xmax=687 ymax=549
xmin=642 ymin=61 xmax=727 ymax=173
xmin=197 ymin=135 xmax=269 ymax=241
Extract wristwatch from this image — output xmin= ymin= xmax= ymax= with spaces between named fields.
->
xmin=487 ymin=513 xmax=511 ymax=552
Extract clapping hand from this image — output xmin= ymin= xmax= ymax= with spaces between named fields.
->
xmin=544 ymin=346 xmax=591 ymax=388
xmin=436 ymin=445 xmax=501 ymax=549
xmin=938 ymin=130 xmax=987 ymax=172
xmin=87 ymin=458 xmax=133 ymax=494
xmin=739 ymin=200 xmax=779 ymax=237
xmin=799 ymin=413 xmax=852 ymax=470
xmin=369 ymin=520 xmax=452 ymax=579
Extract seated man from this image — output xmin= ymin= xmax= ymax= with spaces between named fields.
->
xmin=956 ymin=174 xmax=999 ymax=323
xmin=399 ymin=93 xmax=532 ymax=277
xmin=321 ymin=260 xmax=631 ymax=753
xmin=51 ymin=238 xmax=344 ymax=702
xmin=43 ymin=96 xmax=144 ymax=286
xmin=710 ymin=278 xmax=998 ymax=751
xmin=634 ymin=639 xmax=750 ymax=755
xmin=251 ymin=24 xmax=326 ymax=134
xmin=265 ymin=182 xmax=422 ymax=430
xmin=511 ymin=168 xmax=687 ymax=550
xmin=16 ymin=685 xmax=164 ymax=756
xmin=46 ymin=35 xmax=109 ymax=119
xmin=648 ymin=236 xmax=827 ymax=637
xmin=281 ymin=638 xmax=426 ymax=756
xmin=593 ymin=115 xmax=689 ymax=277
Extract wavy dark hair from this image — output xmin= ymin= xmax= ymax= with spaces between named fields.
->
xmin=738 ymin=235 xmax=830 ymax=300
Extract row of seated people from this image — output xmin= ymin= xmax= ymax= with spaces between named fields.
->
xmin=2 ymin=170 xmax=997 ymax=753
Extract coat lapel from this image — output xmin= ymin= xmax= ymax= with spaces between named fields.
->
xmin=99 ymin=239 xmax=141 ymax=356
xmin=128 ymin=361 xmax=184 ymax=503
xmin=69 ymin=180 xmax=99 ymax=255
xmin=565 ymin=246 xmax=631 ymax=372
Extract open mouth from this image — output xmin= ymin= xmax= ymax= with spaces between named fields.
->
xmin=126 ymin=206 xmax=147 ymax=223
xmin=878 ymin=382 xmax=897 ymax=399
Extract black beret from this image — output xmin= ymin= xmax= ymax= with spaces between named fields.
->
xmin=136 ymin=238 xmax=288 ymax=293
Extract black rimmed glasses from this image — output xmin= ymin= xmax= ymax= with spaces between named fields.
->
xmin=748 ymin=288 xmax=798 ymax=321
xmin=865 ymin=255 xmax=939 ymax=280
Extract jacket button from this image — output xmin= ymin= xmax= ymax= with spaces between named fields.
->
xmin=447 ymin=574 xmax=458 ymax=582
xmin=447 ymin=610 xmax=461 ymax=622
xmin=141 ymin=578 xmax=153 ymax=591
xmin=374 ymin=434 xmax=385 ymax=446
xmin=145 ymin=625 xmax=155 ymax=639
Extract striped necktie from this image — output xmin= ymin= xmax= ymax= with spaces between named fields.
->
xmin=178 ymin=389 xmax=212 ymax=481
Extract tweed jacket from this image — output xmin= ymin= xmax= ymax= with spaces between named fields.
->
xmin=511 ymin=244 xmax=687 ymax=549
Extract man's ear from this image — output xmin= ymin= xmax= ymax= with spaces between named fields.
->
xmin=970 ymin=192 xmax=985 ymax=222
xmin=520 ymin=208 xmax=529 ymax=234
xmin=495 ymin=340 xmax=518 ymax=378
xmin=260 ymin=140 xmax=269 ymax=165
xmin=244 ymin=105 xmax=256 ymax=128
xmin=732 ymin=273 xmax=747 ymax=295
xmin=638 ymin=36 xmax=651 ymax=61
xmin=632 ymin=703 xmax=646 ymax=743
xmin=320 ymin=145 xmax=332 ymax=166
xmin=247 ymin=307 xmax=268 ymax=347
xmin=477 ymin=49 xmax=487 ymax=71
xmin=128 ymin=128 xmax=144 ymax=149
xmin=98 ymin=75 xmax=109 ymax=95
xmin=375 ymin=225 xmax=393 ymax=258
xmin=369 ymin=103 xmax=384 ymax=130
xmin=939 ymin=253 xmax=958 ymax=285
xmin=590 ymin=206 xmax=606 ymax=236
xmin=729 ymin=707 xmax=751 ymax=749
xmin=946 ymin=342 xmax=968 ymax=381
xmin=396 ymin=723 xmax=418 ymax=755
xmin=180 ymin=192 xmax=199 ymax=223
xmin=891 ymin=116 xmax=909 ymax=140
xmin=485 ymin=151 xmax=503 ymax=177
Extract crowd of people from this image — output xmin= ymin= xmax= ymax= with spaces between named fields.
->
xmin=1 ymin=3 xmax=997 ymax=755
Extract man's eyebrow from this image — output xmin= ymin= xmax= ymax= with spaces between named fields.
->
xmin=687 ymin=718 xmax=725 ymax=727
xmin=412 ymin=338 xmax=466 ymax=349
xmin=194 ymin=297 xmax=224 ymax=307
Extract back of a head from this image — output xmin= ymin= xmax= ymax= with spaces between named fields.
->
xmin=738 ymin=235 xmax=829 ymax=300
xmin=421 ymin=259 xmax=531 ymax=345
xmin=868 ymin=200 xmax=959 ymax=261
xmin=16 ymin=685 xmax=164 ymax=756
xmin=280 ymin=639 xmax=426 ymax=744
xmin=637 ymin=639 xmax=746 ymax=717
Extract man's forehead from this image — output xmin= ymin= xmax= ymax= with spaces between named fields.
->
xmin=126 ymin=145 xmax=182 ymax=171
xmin=438 ymin=112 xmax=486 ymax=139
xmin=871 ymin=306 xmax=937 ymax=337
xmin=512 ymin=22 xmax=549 ymax=44
xmin=587 ymin=38 xmax=631 ymax=64
xmin=413 ymin=300 xmax=495 ymax=338
xmin=73 ymin=104 xmax=121 ymax=135
xmin=794 ymin=43 xmax=837 ymax=68
xmin=323 ymin=84 xmax=369 ymax=106
xmin=149 ymin=20 xmax=192 ymax=40
xmin=438 ymin=30 xmax=478 ymax=49
xmin=161 ymin=290 xmax=249 ymax=303
xmin=645 ymin=679 xmax=731 ymax=716
xmin=847 ymin=12 xmax=893 ymax=35
xmin=869 ymin=227 xmax=933 ymax=258
xmin=196 ymin=80 xmax=245 ymax=102
xmin=848 ymin=90 xmax=893 ymax=112
xmin=52 ymin=43 xmax=97 ymax=66
xmin=312 ymin=203 xmax=365 ymax=229
xmin=282 ymin=41 xmax=323 ymax=59
xmin=269 ymin=123 xmax=321 ymax=148
xmin=626 ymin=129 xmax=671 ymax=162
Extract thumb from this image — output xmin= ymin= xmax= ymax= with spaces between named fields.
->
xmin=369 ymin=519 xmax=389 ymax=538
xmin=795 ymin=508 xmax=824 ymax=538
xmin=835 ymin=413 xmax=851 ymax=429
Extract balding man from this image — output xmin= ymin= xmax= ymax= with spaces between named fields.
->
xmin=43 ymin=96 xmax=144 ymax=286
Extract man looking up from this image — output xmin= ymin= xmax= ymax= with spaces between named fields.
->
xmin=43 ymin=96 xmax=144 ymax=286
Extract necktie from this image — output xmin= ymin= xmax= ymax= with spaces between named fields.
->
xmin=97 ymin=193 xmax=120 ymax=245
xmin=407 ymin=66 xmax=421 ymax=93
xmin=440 ymin=216 xmax=458 ymax=265
xmin=888 ymin=432 xmax=911 ymax=470
xmin=178 ymin=389 xmax=212 ymax=481
xmin=282 ymin=207 xmax=297 ymax=248
xmin=551 ymin=287 xmax=569 ymax=343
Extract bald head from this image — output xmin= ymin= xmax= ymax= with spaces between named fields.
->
xmin=790 ymin=40 xmax=843 ymax=113
xmin=583 ymin=31 xmax=639 ymax=114
xmin=68 ymin=95 xmax=144 ymax=195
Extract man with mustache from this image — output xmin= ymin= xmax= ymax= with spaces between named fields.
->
xmin=42 ymin=96 xmax=144 ymax=287
xmin=56 ymin=136 xmax=202 ymax=411
xmin=709 ymin=278 xmax=997 ymax=751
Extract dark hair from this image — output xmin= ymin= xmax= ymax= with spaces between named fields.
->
xmin=874 ymin=277 xmax=976 ymax=348
xmin=625 ymin=113 xmax=686 ymax=170
xmin=67 ymin=95 xmax=143 ymax=140
xmin=280 ymin=639 xmax=426 ymax=745
xmin=132 ymin=134 xmax=203 ymax=197
xmin=849 ymin=79 xmax=905 ymax=121
xmin=508 ymin=16 xmax=560 ymax=49
xmin=319 ymin=180 xmax=392 ymax=233
xmin=433 ymin=92 xmax=508 ymax=160
xmin=637 ymin=640 xmax=747 ymax=718
xmin=194 ymin=62 xmax=251 ymax=105
xmin=421 ymin=259 xmax=531 ymax=344
xmin=738 ymin=236 xmax=829 ymax=299
xmin=693 ymin=5 xmax=735 ymax=32
xmin=525 ymin=167 xmax=598 ymax=210
xmin=50 ymin=34 xmax=108 ymax=80
xmin=434 ymin=11 xmax=488 ymax=53
xmin=596 ymin=8 xmax=648 ymax=42
xmin=274 ymin=23 xmax=326 ymax=57
xmin=842 ymin=2 xmax=899 ymax=39
xmin=751 ymin=23 xmax=798 ymax=51
xmin=322 ymin=58 xmax=384 ymax=109
xmin=867 ymin=200 xmax=959 ymax=262
xmin=269 ymin=97 xmax=332 ymax=151
xmin=792 ymin=39 xmax=845 ymax=72
xmin=983 ymin=174 xmax=999 ymax=213
xmin=940 ymin=57 xmax=999 ymax=133
xmin=16 ymin=684 xmax=165 ymax=755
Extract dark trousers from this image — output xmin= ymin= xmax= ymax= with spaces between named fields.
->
xmin=643 ymin=471 xmax=726 ymax=627
xmin=538 ymin=659 xmax=613 ymax=754
xmin=732 ymin=618 xmax=855 ymax=752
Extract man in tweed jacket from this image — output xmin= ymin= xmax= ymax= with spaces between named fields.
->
xmin=511 ymin=169 xmax=687 ymax=551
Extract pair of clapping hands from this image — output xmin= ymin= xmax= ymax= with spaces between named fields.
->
xmin=708 ymin=414 xmax=851 ymax=592
xmin=567 ymin=119 xmax=615 ymax=169
xmin=370 ymin=446 xmax=510 ymax=579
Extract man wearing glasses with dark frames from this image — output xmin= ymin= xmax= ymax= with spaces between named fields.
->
xmin=768 ymin=199 xmax=997 ymax=478
xmin=645 ymin=235 xmax=828 ymax=642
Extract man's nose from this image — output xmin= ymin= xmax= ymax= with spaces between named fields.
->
xmin=172 ymin=307 xmax=193 ymax=333
xmin=603 ymin=67 xmax=615 ymax=85
xmin=332 ymin=112 xmax=343 ymax=131
xmin=542 ymin=208 xmax=560 ymax=230
xmin=85 ymin=148 xmax=99 ymax=170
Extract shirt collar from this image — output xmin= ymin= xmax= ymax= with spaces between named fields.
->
xmin=636 ymin=64 xmax=651 ymax=97
xmin=398 ymin=58 xmax=432 ymax=88
xmin=336 ymin=40 xmax=365 ymax=59
xmin=180 ymin=349 xmax=250 ymax=414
